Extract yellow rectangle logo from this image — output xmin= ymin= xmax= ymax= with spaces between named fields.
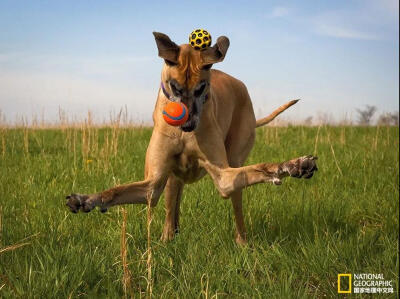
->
xmin=338 ymin=274 xmax=352 ymax=293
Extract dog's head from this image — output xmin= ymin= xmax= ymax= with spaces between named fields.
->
xmin=153 ymin=32 xmax=229 ymax=132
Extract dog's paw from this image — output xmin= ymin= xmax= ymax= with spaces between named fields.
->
xmin=66 ymin=193 xmax=95 ymax=213
xmin=160 ymin=225 xmax=179 ymax=242
xmin=235 ymin=234 xmax=248 ymax=246
xmin=283 ymin=155 xmax=318 ymax=179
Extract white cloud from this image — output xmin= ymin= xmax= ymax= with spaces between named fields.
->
xmin=0 ymin=52 xmax=156 ymax=77
xmin=270 ymin=6 xmax=289 ymax=18
xmin=311 ymin=7 xmax=388 ymax=41
xmin=314 ymin=23 xmax=378 ymax=40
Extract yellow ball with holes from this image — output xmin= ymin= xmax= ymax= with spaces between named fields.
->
xmin=189 ymin=29 xmax=212 ymax=50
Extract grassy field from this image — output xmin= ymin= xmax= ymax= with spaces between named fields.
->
xmin=0 ymin=125 xmax=398 ymax=298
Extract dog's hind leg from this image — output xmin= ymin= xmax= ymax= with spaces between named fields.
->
xmin=230 ymin=189 xmax=247 ymax=245
xmin=161 ymin=175 xmax=184 ymax=242
xmin=224 ymin=108 xmax=256 ymax=245
xmin=225 ymin=132 xmax=255 ymax=245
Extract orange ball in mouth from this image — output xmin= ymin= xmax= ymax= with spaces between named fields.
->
xmin=162 ymin=102 xmax=189 ymax=126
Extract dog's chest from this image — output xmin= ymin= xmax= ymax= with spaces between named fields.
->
xmin=173 ymin=151 xmax=206 ymax=183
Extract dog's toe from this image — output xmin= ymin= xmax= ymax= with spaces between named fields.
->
xmin=299 ymin=155 xmax=318 ymax=179
xmin=284 ymin=155 xmax=318 ymax=179
xmin=65 ymin=193 xmax=91 ymax=213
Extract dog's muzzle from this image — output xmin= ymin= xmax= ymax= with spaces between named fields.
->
xmin=161 ymin=82 xmax=208 ymax=132
xmin=180 ymin=94 xmax=208 ymax=132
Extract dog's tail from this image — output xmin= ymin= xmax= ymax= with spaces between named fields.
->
xmin=255 ymin=99 xmax=299 ymax=128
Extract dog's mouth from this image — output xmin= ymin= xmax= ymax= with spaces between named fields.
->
xmin=180 ymin=97 xmax=205 ymax=132
xmin=178 ymin=88 xmax=208 ymax=132
xmin=180 ymin=112 xmax=198 ymax=132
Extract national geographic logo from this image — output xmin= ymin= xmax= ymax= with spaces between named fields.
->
xmin=338 ymin=274 xmax=352 ymax=294
xmin=338 ymin=273 xmax=394 ymax=294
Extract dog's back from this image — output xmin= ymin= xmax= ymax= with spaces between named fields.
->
xmin=208 ymin=69 xmax=256 ymax=140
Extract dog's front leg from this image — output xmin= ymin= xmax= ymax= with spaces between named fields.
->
xmin=161 ymin=175 xmax=184 ymax=242
xmin=66 ymin=176 xmax=168 ymax=213
xmin=66 ymin=130 xmax=180 ymax=213
xmin=230 ymin=189 xmax=247 ymax=245
xmin=200 ymin=155 xmax=318 ymax=198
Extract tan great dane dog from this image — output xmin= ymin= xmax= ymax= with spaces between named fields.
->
xmin=66 ymin=32 xmax=317 ymax=244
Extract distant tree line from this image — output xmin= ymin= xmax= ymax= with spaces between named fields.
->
xmin=299 ymin=106 xmax=398 ymax=126
xmin=356 ymin=105 xmax=398 ymax=126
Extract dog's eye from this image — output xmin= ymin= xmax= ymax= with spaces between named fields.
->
xmin=170 ymin=81 xmax=182 ymax=96
xmin=202 ymin=64 xmax=213 ymax=70
xmin=194 ymin=82 xmax=206 ymax=97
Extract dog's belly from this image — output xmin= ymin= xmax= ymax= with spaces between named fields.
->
xmin=173 ymin=153 xmax=207 ymax=183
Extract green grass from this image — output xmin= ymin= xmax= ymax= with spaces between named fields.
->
xmin=0 ymin=126 xmax=398 ymax=298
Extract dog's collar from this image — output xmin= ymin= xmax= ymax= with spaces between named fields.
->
xmin=161 ymin=82 xmax=172 ymax=100
xmin=161 ymin=82 xmax=209 ymax=102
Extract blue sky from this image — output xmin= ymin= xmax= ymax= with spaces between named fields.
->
xmin=0 ymin=0 xmax=398 ymax=124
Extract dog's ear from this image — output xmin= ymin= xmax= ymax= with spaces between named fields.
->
xmin=153 ymin=32 xmax=180 ymax=65
xmin=201 ymin=36 xmax=230 ymax=65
